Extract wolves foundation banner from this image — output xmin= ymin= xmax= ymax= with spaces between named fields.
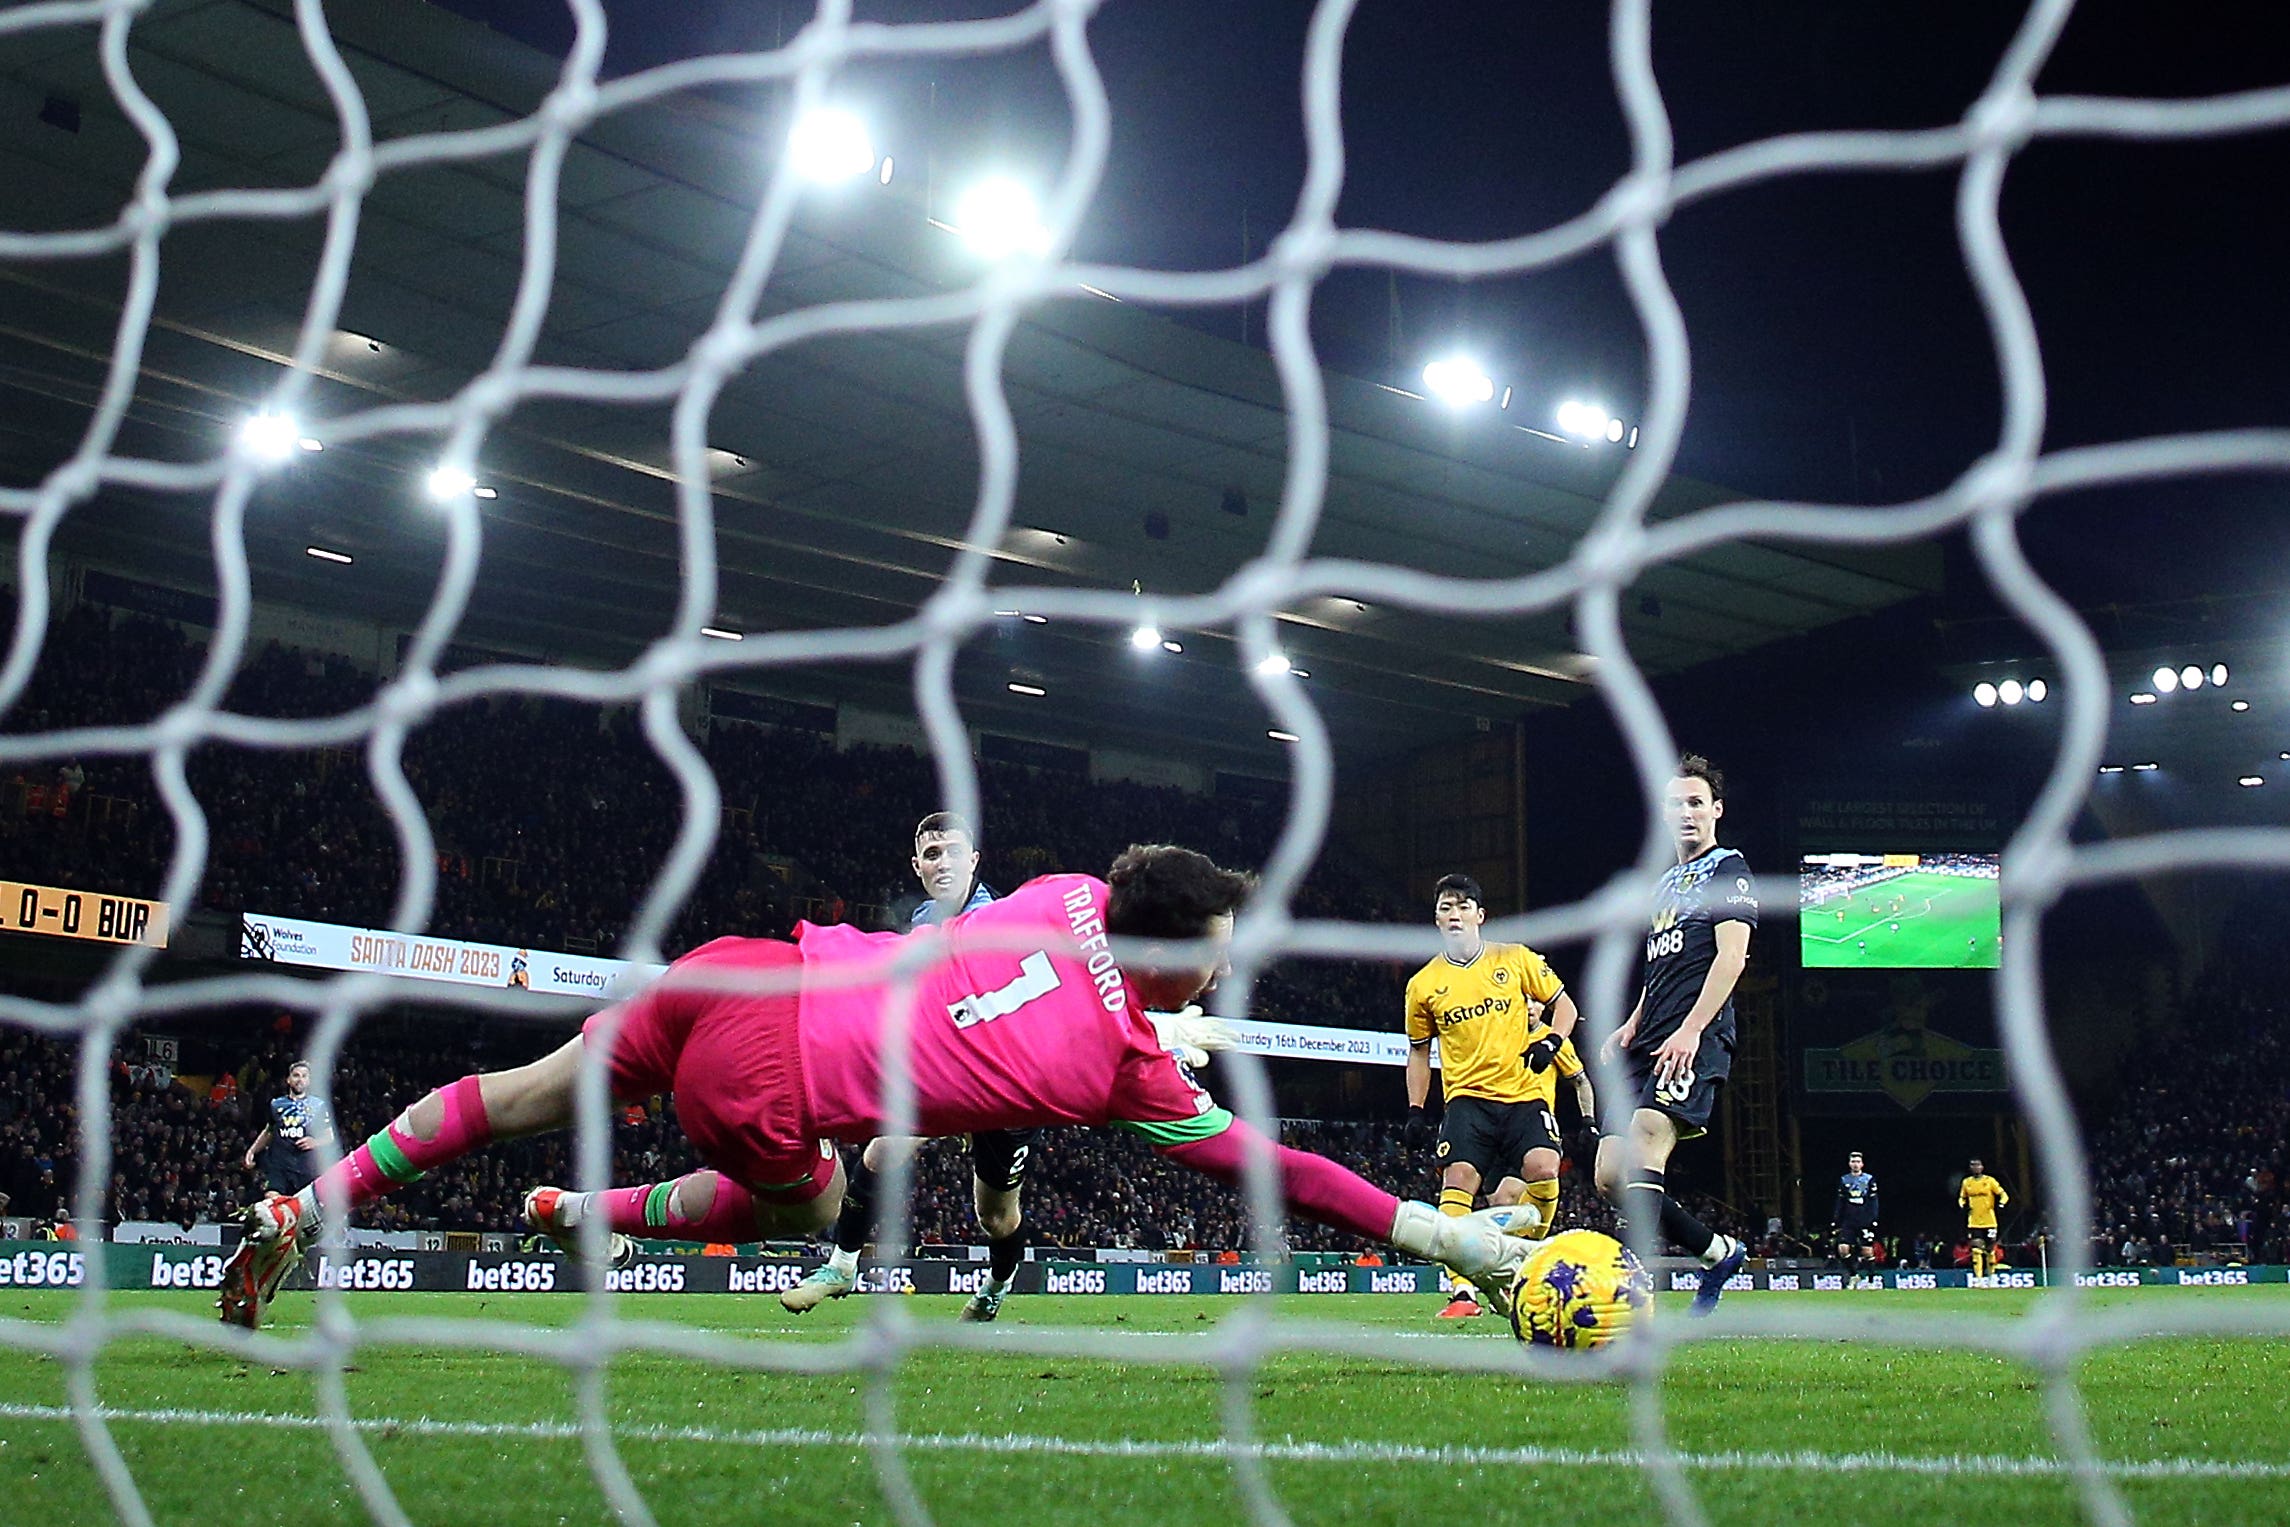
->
xmin=239 ymin=911 xmax=663 ymax=1000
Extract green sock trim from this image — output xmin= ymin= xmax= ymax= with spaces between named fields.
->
xmin=644 ymin=1181 xmax=677 ymax=1230
xmin=367 ymin=1131 xmax=426 ymax=1185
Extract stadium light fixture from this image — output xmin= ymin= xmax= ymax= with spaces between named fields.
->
xmin=1022 ymin=613 xmax=1048 ymax=625
xmin=1557 ymin=400 xmax=1618 ymax=442
xmin=700 ymin=626 xmax=743 ymax=642
xmin=2152 ymin=666 xmax=2178 ymax=694
xmin=1973 ymin=682 xmax=1998 ymax=707
xmin=304 ymin=545 xmax=352 ymax=565
xmin=425 ymin=465 xmax=477 ymax=501
xmin=1421 ymin=357 xmax=1495 ymax=408
xmin=2241 ymin=776 xmax=2266 ymax=787
xmin=2098 ymin=765 xmax=2124 ymax=775
xmin=472 ymin=486 xmax=498 ymax=500
xmin=1267 ymin=729 xmax=1300 ymax=743
xmin=2212 ymin=663 xmax=2230 ymax=687
xmin=297 ymin=436 xmax=323 ymax=453
xmin=1161 ymin=639 xmax=1183 ymax=654
xmin=2233 ymin=700 xmax=2251 ymax=712
xmin=2180 ymin=664 xmax=2205 ymax=690
xmin=1253 ymin=652 xmax=1293 ymax=678
xmin=1998 ymin=679 xmax=2024 ymax=706
xmin=237 ymin=411 xmax=300 ymax=463
xmin=879 ymin=156 xmax=894 ymax=185
xmin=2026 ymin=678 xmax=2048 ymax=703
xmin=1130 ymin=623 xmax=1162 ymax=651
xmin=1007 ymin=682 xmax=1046 ymax=697
xmin=787 ymin=107 xmax=876 ymax=183
xmin=2132 ymin=762 xmax=2160 ymax=771
xmin=2278 ymin=752 xmax=2288 ymax=761
xmin=954 ymin=177 xmax=1054 ymax=259
xmin=2129 ymin=692 xmax=2157 ymax=705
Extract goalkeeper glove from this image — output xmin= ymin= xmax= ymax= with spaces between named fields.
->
xmin=1521 ymin=1033 xmax=1562 ymax=1074
xmin=1403 ymin=1106 xmax=1435 ymax=1149
xmin=1148 ymin=1005 xmax=1235 ymax=1069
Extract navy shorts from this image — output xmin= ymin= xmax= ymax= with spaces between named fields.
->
xmin=970 ymin=1129 xmax=1040 ymax=1193
xmin=1610 ymin=1032 xmax=1732 ymax=1138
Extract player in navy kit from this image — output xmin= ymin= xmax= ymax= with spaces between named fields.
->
xmin=781 ymin=811 xmax=1034 ymax=1320
xmin=242 ymin=1060 xmax=335 ymax=1199
xmin=1833 ymin=1150 xmax=1880 ymax=1276
xmin=1596 ymin=755 xmax=1756 ymax=1314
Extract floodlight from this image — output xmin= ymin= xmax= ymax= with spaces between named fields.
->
xmin=238 ymin=411 xmax=299 ymax=462
xmin=1268 ymin=730 xmax=1299 ymax=743
xmin=954 ymin=178 xmax=1053 ymax=259
xmin=297 ymin=437 xmax=324 ymax=453
xmin=2242 ymin=776 xmax=2266 ymax=788
xmin=1605 ymin=416 xmax=1625 ymax=443
xmin=2129 ymin=693 xmax=2157 ymax=705
xmin=2180 ymin=665 xmax=2204 ymax=690
xmin=1998 ymin=679 xmax=2024 ymax=706
xmin=2026 ymin=678 xmax=2048 ymax=703
xmin=700 ymin=627 xmax=743 ymax=642
xmin=1161 ymin=639 xmax=1183 ymax=654
xmin=1253 ymin=652 xmax=1292 ymax=677
xmin=2152 ymin=666 xmax=2178 ymax=694
xmin=1420 ymin=357 xmax=1495 ymax=407
xmin=304 ymin=546 xmax=352 ymax=565
xmin=787 ymin=107 xmax=876 ymax=183
xmin=879 ymin=156 xmax=894 ymax=185
xmin=1022 ymin=613 xmax=1048 ymax=625
xmin=2233 ymin=700 xmax=2250 ymax=713
xmin=2132 ymin=762 xmax=2159 ymax=771
xmin=2098 ymin=765 xmax=2124 ymax=775
xmin=1130 ymin=624 xmax=1162 ymax=651
xmin=1557 ymin=400 xmax=1613 ymax=440
xmin=426 ymin=465 xmax=477 ymax=501
xmin=2213 ymin=663 xmax=2230 ymax=687
xmin=1007 ymin=682 xmax=1046 ymax=697
xmin=1973 ymin=682 xmax=1998 ymax=707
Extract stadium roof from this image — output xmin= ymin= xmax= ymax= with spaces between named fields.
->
xmin=0 ymin=0 xmax=1940 ymax=770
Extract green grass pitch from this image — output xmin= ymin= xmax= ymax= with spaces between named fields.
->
xmin=3 ymin=1286 xmax=2286 ymax=1524
xmin=1802 ymin=871 xmax=2002 ymax=969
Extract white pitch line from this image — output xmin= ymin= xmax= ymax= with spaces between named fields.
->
xmin=2 ymin=1402 xmax=2287 ymax=1482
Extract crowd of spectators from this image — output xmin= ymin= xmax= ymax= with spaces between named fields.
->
xmin=2083 ymin=905 xmax=2290 ymax=1266
xmin=1 ymin=601 xmax=1409 ymax=1028
xmin=1 ymin=1014 xmax=1748 ymax=1254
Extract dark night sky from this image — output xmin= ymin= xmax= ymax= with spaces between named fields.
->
xmin=437 ymin=0 xmax=2290 ymax=622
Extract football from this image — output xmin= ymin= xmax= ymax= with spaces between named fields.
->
xmin=1508 ymin=1230 xmax=1653 ymax=1349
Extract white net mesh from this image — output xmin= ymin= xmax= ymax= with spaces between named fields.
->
xmin=4 ymin=0 xmax=2290 ymax=1522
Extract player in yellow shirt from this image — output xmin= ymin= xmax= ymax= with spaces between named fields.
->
xmin=1960 ymin=1159 xmax=2010 ymax=1279
xmin=1404 ymin=874 xmax=1591 ymax=1317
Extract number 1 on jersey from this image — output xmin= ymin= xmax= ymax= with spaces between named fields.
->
xmin=947 ymin=950 xmax=1062 ymax=1030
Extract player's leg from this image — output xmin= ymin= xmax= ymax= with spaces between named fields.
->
xmin=220 ymin=1036 xmax=590 ymax=1328
xmin=1508 ymin=1104 xmax=1564 ymax=1239
xmin=960 ymin=1129 xmax=1034 ymax=1322
xmin=1433 ymin=1101 xmax=1501 ymax=1315
xmin=784 ymin=1134 xmax=918 ymax=1310
xmin=1616 ymin=1106 xmax=1744 ymax=1315
xmin=1150 ymin=1118 xmax=1532 ymax=1317
xmin=537 ymin=1156 xmax=845 ymax=1246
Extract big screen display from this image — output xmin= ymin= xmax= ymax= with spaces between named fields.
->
xmin=1799 ymin=852 xmax=2001 ymax=969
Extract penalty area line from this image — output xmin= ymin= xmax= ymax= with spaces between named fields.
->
xmin=2 ymin=1402 xmax=2287 ymax=1481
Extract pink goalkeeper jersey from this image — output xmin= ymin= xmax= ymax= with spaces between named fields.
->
xmin=793 ymin=874 xmax=1221 ymax=1142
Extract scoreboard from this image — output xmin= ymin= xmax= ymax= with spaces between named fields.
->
xmin=1 ymin=880 xmax=170 ymax=947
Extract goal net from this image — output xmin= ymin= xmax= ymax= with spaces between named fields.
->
xmin=3 ymin=0 xmax=2289 ymax=1523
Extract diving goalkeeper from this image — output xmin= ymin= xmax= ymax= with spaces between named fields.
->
xmin=218 ymin=845 xmax=1533 ymax=1326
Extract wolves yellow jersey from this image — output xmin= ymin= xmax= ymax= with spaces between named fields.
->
xmin=1520 ymin=1025 xmax=1585 ymax=1111
xmin=1405 ymin=941 xmax=1566 ymax=1105
xmin=1960 ymin=1174 xmax=2008 ymax=1229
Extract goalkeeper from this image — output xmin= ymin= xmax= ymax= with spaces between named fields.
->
xmin=218 ymin=844 xmax=1535 ymax=1327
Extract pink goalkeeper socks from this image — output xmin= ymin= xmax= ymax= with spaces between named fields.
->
xmin=312 ymin=1074 xmax=493 ymax=1212
xmin=590 ymin=1173 xmax=761 ymax=1241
